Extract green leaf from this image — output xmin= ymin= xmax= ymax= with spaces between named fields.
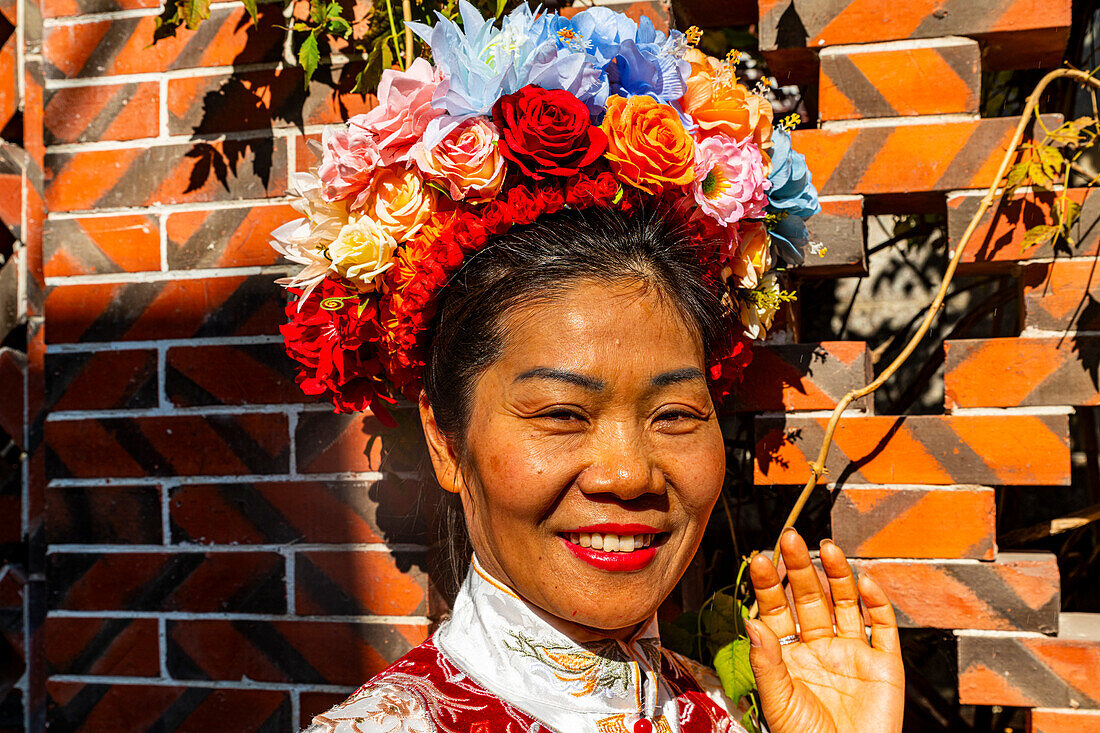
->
xmin=1054 ymin=197 xmax=1082 ymax=230
xmin=1021 ymin=224 xmax=1058 ymax=251
xmin=298 ymin=32 xmax=321 ymax=84
xmin=327 ymin=16 xmax=352 ymax=37
xmin=1035 ymin=145 xmax=1064 ymax=181
xmin=659 ymin=613 xmax=700 ymax=658
xmin=381 ymin=38 xmax=395 ymax=71
xmin=240 ymin=0 xmax=258 ymax=22
xmin=180 ymin=0 xmax=211 ymax=30
xmin=353 ymin=35 xmax=387 ymax=94
xmin=701 ymin=592 xmax=737 ymax=655
xmin=1028 ymin=160 xmax=1054 ymax=190
xmin=713 ymin=638 xmax=756 ymax=704
xmin=495 ymin=0 xmax=506 ymax=18
xmin=1003 ymin=161 xmax=1029 ymax=196
xmin=1047 ymin=116 xmax=1096 ymax=146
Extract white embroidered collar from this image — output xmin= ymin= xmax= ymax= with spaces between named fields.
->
xmin=435 ymin=555 xmax=685 ymax=732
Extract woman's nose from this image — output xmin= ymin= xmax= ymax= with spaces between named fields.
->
xmin=577 ymin=424 xmax=666 ymax=499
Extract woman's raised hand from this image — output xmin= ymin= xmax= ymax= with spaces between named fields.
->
xmin=745 ymin=528 xmax=905 ymax=733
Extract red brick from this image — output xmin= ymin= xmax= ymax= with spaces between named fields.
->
xmin=959 ymin=613 xmax=1100 ymax=708
xmin=1029 ymin=709 xmax=1100 ymax=733
xmin=755 ymin=414 xmax=1071 ymax=486
xmin=945 ymin=337 xmax=1100 ymax=409
xmin=44 ymin=0 xmax=160 ymax=17
xmin=44 ymin=616 xmax=159 ymax=676
xmin=729 ymin=340 xmax=871 ymax=413
xmin=793 ymin=115 xmax=1059 ymax=197
xmin=295 ymin=412 xmax=388 ymax=474
xmin=48 ymin=551 xmax=286 ymax=613
xmin=819 ymin=38 xmax=979 ymax=121
xmin=169 ymin=478 xmax=428 ymax=545
xmin=0 ymin=33 xmax=17 ymax=137
xmin=167 ymin=618 xmax=428 ymax=685
xmin=0 ymin=347 xmax=25 ymax=448
xmin=44 ymin=82 xmax=158 ymax=144
xmin=831 ymin=485 xmax=995 ymax=560
xmin=44 ymin=275 xmax=283 ymax=343
xmin=167 ymin=65 xmax=377 ymax=136
xmin=47 ymin=683 xmax=291 ymax=732
xmin=45 ymin=137 xmax=287 ymax=211
xmin=42 ymin=6 xmax=283 ymax=79
xmin=46 ymin=349 xmax=157 ymax=411
xmin=853 ymin=553 xmax=1059 ymax=632
xmin=949 ymin=188 xmax=1100 ymax=271
xmin=165 ymin=205 xmax=296 ymax=270
xmin=45 ymin=413 xmax=290 ymax=478
xmin=46 ymin=484 xmax=162 ymax=544
xmin=166 ymin=343 xmax=300 ymax=406
xmin=295 ymin=550 xmax=428 ymax=617
xmin=1023 ymin=261 xmax=1100 ymax=332
xmin=44 ymin=214 xmax=160 ymax=277
xmin=295 ymin=133 xmax=322 ymax=172
xmin=796 ymin=195 xmax=866 ymax=277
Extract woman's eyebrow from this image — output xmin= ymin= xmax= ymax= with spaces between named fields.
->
xmin=651 ymin=367 xmax=705 ymax=387
xmin=515 ymin=367 xmax=606 ymax=391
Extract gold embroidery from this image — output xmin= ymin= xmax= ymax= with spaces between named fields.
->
xmin=655 ymin=715 xmax=674 ymax=733
xmin=504 ymin=631 xmax=635 ymax=697
xmin=595 ymin=714 xmax=630 ymax=733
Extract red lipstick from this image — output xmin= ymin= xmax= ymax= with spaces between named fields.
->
xmin=567 ymin=523 xmax=661 ymax=534
xmin=562 ymin=538 xmax=658 ymax=572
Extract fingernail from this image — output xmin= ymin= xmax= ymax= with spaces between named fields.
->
xmin=782 ymin=527 xmax=797 ymax=536
xmin=744 ymin=619 xmax=761 ymax=647
xmin=820 ymin=538 xmax=835 ymax=548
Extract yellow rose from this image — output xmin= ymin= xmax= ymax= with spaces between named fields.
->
xmin=724 ymin=222 xmax=772 ymax=289
xmin=327 ymin=215 xmax=398 ymax=292
xmin=362 ymin=165 xmax=436 ymax=241
xmin=600 ymin=95 xmax=694 ymax=195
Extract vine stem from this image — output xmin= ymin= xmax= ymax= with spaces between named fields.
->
xmin=753 ymin=67 xmax=1100 ymax=614
xmin=402 ymin=0 xmax=414 ymax=68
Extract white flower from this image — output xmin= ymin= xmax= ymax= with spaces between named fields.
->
xmin=271 ymin=170 xmax=351 ymax=302
xmin=328 ymin=215 xmax=398 ymax=292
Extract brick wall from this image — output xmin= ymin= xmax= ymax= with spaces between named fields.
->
xmin=0 ymin=0 xmax=1096 ymax=731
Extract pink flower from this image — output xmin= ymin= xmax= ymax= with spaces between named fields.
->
xmin=411 ymin=117 xmax=506 ymax=202
xmin=318 ymin=58 xmax=442 ymax=206
xmin=692 ymin=134 xmax=770 ymax=226
xmin=348 ymin=57 xmax=443 ymax=167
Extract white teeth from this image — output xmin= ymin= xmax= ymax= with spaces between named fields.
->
xmin=603 ymin=534 xmax=620 ymax=552
xmin=620 ymin=535 xmax=635 ymax=552
xmin=565 ymin=532 xmax=661 ymax=551
xmin=579 ymin=532 xmax=592 ymax=548
xmin=590 ymin=533 xmax=604 ymax=550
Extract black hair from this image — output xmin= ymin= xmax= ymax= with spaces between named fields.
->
xmin=420 ymin=202 xmax=732 ymax=593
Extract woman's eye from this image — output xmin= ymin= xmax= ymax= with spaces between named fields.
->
xmin=654 ymin=409 xmax=705 ymax=425
xmin=539 ymin=409 xmax=585 ymax=422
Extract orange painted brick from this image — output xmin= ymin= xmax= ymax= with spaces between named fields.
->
xmin=1029 ymin=709 xmax=1100 ymax=733
xmin=755 ymin=414 xmax=1070 ymax=486
xmin=819 ymin=38 xmax=979 ymax=121
xmin=793 ymin=115 xmax=1058 ymax=196
xmin=758 ymin=0 xmax=1070 ymax=73
xmin=949 ymin=188 xmax=1100 ymax=271
xmin=797 ymin=195 xmax=866 ymax=277
xmin=294 ymin=550 xmax=428 ymax=616
xmin=959 ymin=613 xmax=1100 ymax=708
xmin=295 ymin=412 xmax=389 ymax=474
xmin=0 ymin=347 xmax=25 ymax=449
xmin=852 ymin=553 xmax=1059 ymax=632
xmin=44 ymin=616 xmax=159 ymax=676
xmin=1023 ymin=261 xmax=1100 ymax=332
xmin=165 ymin=204 xmax=296 ymax=270
xmin=43 ymin=0 xmax=160 ymax=18
xmin=44 ymin=81 xmax=159 ymax=144
xmin=44 ymin=214 xmax=160 ymax=277
xmin=728 ymin=340 xmax=871 ymax=413
xmin=831 ymin=485 xmax=995 ymax=560
xmin=945 ymin=337 xmax=1100 ymax=409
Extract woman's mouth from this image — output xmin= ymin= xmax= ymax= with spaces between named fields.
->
xmin=558 ymin=526 xmax=663 ymax=572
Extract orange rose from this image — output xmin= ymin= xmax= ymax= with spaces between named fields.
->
xmin=600 ymin=95 xmax=694 ymax=195
xmin=682 ymin=53 xmax=773 ymax=148
xmin=724 ymin=221 xmax=771 ymax=290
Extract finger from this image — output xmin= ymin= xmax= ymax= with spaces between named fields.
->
xmin=749 ymin=552 xmax=798 ymax=639
xmin=859 ymin=573 xmax=901 ymax=654
xmin=780 ymin=529 xmax=835 ymax=642
xmin=819 ymin=539 xmax=866 ymax=642
xmin=746 ymin=618 xmax=798 ymax=727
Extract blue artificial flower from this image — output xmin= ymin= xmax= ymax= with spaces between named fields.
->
xmin=766 ymin=128 xmax=820 ymax=265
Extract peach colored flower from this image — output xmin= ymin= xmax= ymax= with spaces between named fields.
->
xmin=327 ymin=215 xmax=398 ymax=292
xmin=724 ymin=221 xmax=771 ymax=290
xmin=411 ymin=117 xmax=507 ymax=202
xmin=682 ymin=50 xmax=773 ymax=148
xmin=600 ymin=95 xmax=694 ymax=195
xmin=360 ymin=165 xmax=436 ymax=241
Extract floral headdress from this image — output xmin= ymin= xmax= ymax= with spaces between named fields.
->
xmin=271 ymin=1 xmax=821 ymax=421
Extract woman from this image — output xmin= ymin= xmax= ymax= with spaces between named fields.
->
xmin=273 ymin=4 xmax=906 ymax=731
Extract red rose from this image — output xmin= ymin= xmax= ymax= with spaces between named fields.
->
xmin=493 ymin=85 xmax=608 ymax=180
xmin=479 ymin=199 xmax=514 ymax=235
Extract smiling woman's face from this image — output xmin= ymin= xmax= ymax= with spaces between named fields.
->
xmin=421 ymin=277 xmax=726 ymax=636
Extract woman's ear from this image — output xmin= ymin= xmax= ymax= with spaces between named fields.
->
xmin=418 ymin=392 xmax=464 ymax=494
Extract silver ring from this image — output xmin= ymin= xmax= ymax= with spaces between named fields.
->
xmin=778 ymin=634 xmax=800 ymax=646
